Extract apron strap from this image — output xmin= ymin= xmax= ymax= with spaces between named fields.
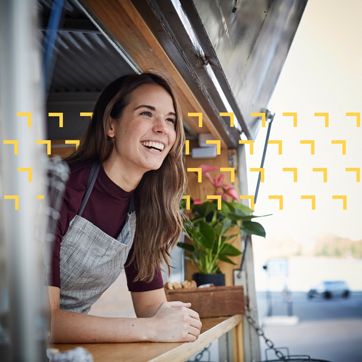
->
xmin=77 ymin=160 xmax=101 ymax=216
xmin=128 ymin=193 xmax=134 ymax=213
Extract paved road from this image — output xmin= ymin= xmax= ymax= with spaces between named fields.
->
xmin=257 ymin=292 xmax=362 ymax=362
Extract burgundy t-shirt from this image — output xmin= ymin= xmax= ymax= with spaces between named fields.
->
xmin=49 ymin=159 xmax=164 ymax=292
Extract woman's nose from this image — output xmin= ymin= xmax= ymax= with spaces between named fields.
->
xmin=153 ymin=117 xmax=168 ymax=134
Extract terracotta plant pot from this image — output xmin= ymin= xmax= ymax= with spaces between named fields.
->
xmin=192 ymin=273 xmax=225 ymax=287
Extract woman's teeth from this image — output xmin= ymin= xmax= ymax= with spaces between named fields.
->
xmin=141 ymin=141 xmax=164 ymax=151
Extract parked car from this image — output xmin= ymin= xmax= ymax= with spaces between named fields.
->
xmin=307 ymin=280 xmax=350 ymax=299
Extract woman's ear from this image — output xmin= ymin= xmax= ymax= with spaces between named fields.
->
xmin=106 ymin=117 xmax=116 ymax=138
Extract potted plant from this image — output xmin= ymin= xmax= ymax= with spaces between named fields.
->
xmin=179 ymin=165 xmax=268 ymax=287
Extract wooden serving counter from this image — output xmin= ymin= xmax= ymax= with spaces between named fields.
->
xmin=51 ymin=314 xmax=244 ymax=362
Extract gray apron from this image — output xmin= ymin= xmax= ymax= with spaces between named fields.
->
xmin=59 ymin=160 xmax=136 ymax=314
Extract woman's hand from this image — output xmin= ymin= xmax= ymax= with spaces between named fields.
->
xmin=150 ymin=301 xmax=202 ymax=342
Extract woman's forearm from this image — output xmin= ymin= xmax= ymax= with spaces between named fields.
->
xmin=50 ymin=308 xmax=155 ymax=343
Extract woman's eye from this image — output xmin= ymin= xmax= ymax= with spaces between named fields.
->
xmin=167 ymin=118 xmax=176 ymax=124
xmin=140 ymin=111 xmax=152 ymax=117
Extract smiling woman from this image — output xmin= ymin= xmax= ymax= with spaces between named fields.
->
xmin=47 ymin=73 xmax=202 ymax=344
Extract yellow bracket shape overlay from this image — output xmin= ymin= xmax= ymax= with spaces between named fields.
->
xmin=300 ymin=140 xmax=315 ymax=155
xmin=301 ymin=195 xmax=316 ymax=210
xmin=220 ymin=112 xmax=234 ymax=127
xmin=4 ymin=195 xmax=19 ymax=210
xmin=37 ymin=195 xmax=44 ymax=199
xmin=65 ymin=140 xmax=80 ymax=149
xmin=331 ymin=140 xmax=346 ymax=155
xmin=346 ymin=112 xmax=360 ymax=127
xmin=37 ymin=140 xmax=51 ymax=155
xmin=18 ymin=167 xmax=32 ymax=182
xmin=346 ymin=168 xmax=360 ymax=182
xmin=187 ymin=168 xmax=202 ymax=183
xmin=188 ymin=113 xmax=203 ymax=128
xmin=207 ymin=195 xmax=222 ymax=210
xmin=250 ymin=168 xmax=265 ymax=182
xmin=283 ymin=168 xmax=298 ymax=182
xmin=206 ymin=140 xmax=221 ymax=155
xmin=239 ymin=140 xmax=254 ymax=155
xmin=17 ymin=112 xmax=32 ymax=127
xmin=314 ymin=113 xmax=329 ymax=127
xmin=269 ymin=195 xmax=283 ymax=210
xmin=49 ymin=112 xmax=63 ymax=127
xmin=283 ymin=112 xmax=297 ymax=127
xmin=3 ymin=140 xmax=18 ymax=155
xmin=184 ymin=140 xmax=190 ymax=155
xmin=268 ymin=140 xmax=282 ymax=154
xmin=312 ymin=168 xmax=327 ymax=182
xmin=240 ymin=195 xmax=254 ymax=210
xmin=80 ymin=112 xmax=93 ymax=117
xmin=220 ymin=167 xmax=235 ymax=182
xmin=332 ymin=195 xmax=347 ymax=210
xmin=251 ymin=113 xmax=266 ymax=127
xmin=182 ymin=195 xmax=191 ymax=210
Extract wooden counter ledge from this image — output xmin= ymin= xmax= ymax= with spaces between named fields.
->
xmin=51 ymin=314 xmax=243 ymax=362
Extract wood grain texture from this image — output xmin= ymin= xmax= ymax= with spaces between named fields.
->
xmin=166 ymin=286 xmax=245 ymax=318
xmin=51 ymin=315 xmax=243 ymax=362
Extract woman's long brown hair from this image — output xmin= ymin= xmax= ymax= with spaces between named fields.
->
xmin=64 ymin=72 xmax=186 ymax=282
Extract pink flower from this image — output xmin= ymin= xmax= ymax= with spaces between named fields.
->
xmin=193 ymin=198 xmax=203 ymax=205
xmin=198 ymin=164 xmax=219 ymax=174
xmin=224 ymin=188 xmax=238 ymax=201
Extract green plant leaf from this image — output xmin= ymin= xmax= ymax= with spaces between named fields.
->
xmin=214 ymin=218 xmax=232 ymax=236
xmin=231 ymin=202 xmax=253 ymax=215
xmin=177 ymin=242 xmax=194 ymax=252
xmin=240 ymin=221 xmax=266 ymax=237
xmin=218 ymin=254 xmax=237 ymax=265
xmin=220 ymin=243 xmax=242 ymax=256
xmin=193 ymin=201 xmax=216 ymax=218
xmin=198 ymin=221 xmax=216 ymax=249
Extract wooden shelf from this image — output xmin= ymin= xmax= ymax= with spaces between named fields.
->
xmin=51 ymin=314 xmax=243 ymax=362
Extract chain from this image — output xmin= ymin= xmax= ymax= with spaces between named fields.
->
xmin=244 ymin=306 xmax=286 ymax=361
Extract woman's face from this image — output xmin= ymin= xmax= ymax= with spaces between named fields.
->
xmin=107 ymin=83 xmax=177 ymax=173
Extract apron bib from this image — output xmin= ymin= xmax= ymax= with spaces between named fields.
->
xmin=59 ymin=160 xmax=136 ymax=314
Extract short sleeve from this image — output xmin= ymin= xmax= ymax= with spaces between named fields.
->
xmin=47 ymin=189 xmax=70 ymax=288
xmin=125 ymin=245 xmax=164 ymax=292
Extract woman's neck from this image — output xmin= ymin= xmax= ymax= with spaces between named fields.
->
xmin=102 ymin=156 xmax=143 ymax=192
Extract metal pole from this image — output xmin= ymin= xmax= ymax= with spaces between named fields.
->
xmin=0 ymin=0 xmax=48 ymax=360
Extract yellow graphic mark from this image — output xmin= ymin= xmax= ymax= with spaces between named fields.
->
xmin=346 ymin=168 xmax=360 ymax=182
xmin=49 ymin=112 xmax=63 ymax=127
xmin=17 ymin=112 xmax=32 ymax=127
xmin=312 ymin=168 xmax=327 ymax=182
xmin=185 ymin=140 xmax=190 ymax=155
xmin=239 ymin=140 xmax=254 ymax=155
xmin=187 ymin=168 xmax=202 ymax=183
xmin=80 ymin=112 xmax=93 ymax=117
xmin=301 ymin=195 xmax=316 ymax=210
xmin=283 ymin=168 xmax=298 ymax=182
xmin=4 ymin=195 xmax=19 ymax=210
xmin=206 ymin=140 xmax=221 ymax=155
xmin=220 ymin=112 xmax=234 ymax=127
xmin=269 ymin=195 xmax=283 ymax=210
xmin=36 ymin=140 xmax=51 ymax=155
xmin=332 ymin=195 xmax=347 ymax=210
xmin=314 ymin=113 xmax=329 ymax=127
xmin=240 ymin=195 xmax=255 ymax=210
xmin=3 ymin=140 xmax=18 ymax=155
xmin=252 ymin=113 xmax=266 ymax=127
xmin=188 ymin=113 xmax=203 ymax=128
xmin=283 ymin=112 xmax=297 ymax=127
xmin=331 ymin=140 xmax=346 ymax=155
xmin=346 ymin=112 xmax=360 ymax=127
xmin=268 ymin=140 xmax=282 ymax=154
xmin=18 ymin=168 xmax=32 ymax=182
xmin=207 ymin=195 xmax=222 ymax=210
xmin=65 ymin=140 xmax=80 ymax=149
xmin=300 ymin=140 xmax=315 ymax=155
xmin=182 ymin=195 xmax=191 ymax=210
xmin=250 ymin=168 xmax=265 ymax=182
xmin=37 ymin=195 xmax=44 ymax=200
xmin=220 ymin=167 xmax=235 ymax=182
